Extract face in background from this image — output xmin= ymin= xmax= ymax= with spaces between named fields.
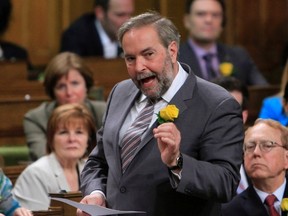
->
xmin=54 ymin=69 xmax=87 ymax=105
xmin=184 ymin=0 xmax=223 ymax=45
xmin=95 ymin=0 xmax=134 ymax=41
xmin=230 ymin=90 xmax=248 ymax=124
xmin=244 ymin=123 xmax=288 ymax=190
xmin=122 ymin=25 xmax=178 ymax=100
xmin=53 ymin=119 xmax=88 ymax=162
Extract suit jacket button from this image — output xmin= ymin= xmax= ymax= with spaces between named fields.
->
xmin=120 ymin=186 xmax=126 ymax=193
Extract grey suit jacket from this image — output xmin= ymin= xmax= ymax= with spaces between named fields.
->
xmin=23 ymin=99 xmax=106 ymax=161
xmin=12 ymin=153 xmax=85 ymax=210
xmin=221 ymin=179 xmax=288 ymax=216
xmin=80 ymin=63 xmax=244 ymax=216
xmin=178 ymin=41 xmax=268 ymax=86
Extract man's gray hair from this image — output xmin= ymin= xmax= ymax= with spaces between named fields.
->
xmin=118 ymin=11 xmax=180 ymax=49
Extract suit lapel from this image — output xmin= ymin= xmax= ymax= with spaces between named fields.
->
xmin=242 ymin=186 xmax=270 ymax=216
xmin=180 ymin=41 xmax=203 ymax=78
xmin=132 ymin=64 xmax=194 ymax=162
xmin=281 ymin=177 xmax=288 ymax=216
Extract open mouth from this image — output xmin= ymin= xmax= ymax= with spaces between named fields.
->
xmin=139 ymin=74 xmax=156 ymax=87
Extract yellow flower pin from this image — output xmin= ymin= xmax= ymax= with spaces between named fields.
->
xmin=157 ymin=105 xmax=179 ymax=124
xmin=281 ymin=198 xmax=288 ymax=212
xmin=219 ymin=62 xmax=234 ymax=76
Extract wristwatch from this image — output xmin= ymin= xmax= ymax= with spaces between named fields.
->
xmin=168 ymin=153 xmax=183 ymax=170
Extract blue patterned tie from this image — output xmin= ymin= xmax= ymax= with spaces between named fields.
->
xmin=120 ymin=100 xmax=154 ymax=173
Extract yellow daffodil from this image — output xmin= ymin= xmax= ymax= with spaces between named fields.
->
xmin=281 ymin=198 xmax=288 ymax=212
xmin=157 ymin=105 xmax=179 ymax=124
xmin=219 ymin=62 xmax=234 ymax=76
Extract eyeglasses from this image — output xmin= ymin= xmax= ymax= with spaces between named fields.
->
xmin=243 ymin=140 xmax=286 ymax=153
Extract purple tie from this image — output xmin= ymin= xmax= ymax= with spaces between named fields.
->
xmin=264 ymin=194 xmax=280 ymax=216
xmin=203 ymin=53 xmax=216 ymax=80
xmin=120 ymin=100 xmax=154 ymax=173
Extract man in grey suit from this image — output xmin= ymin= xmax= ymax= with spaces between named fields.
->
xmin=77 ymin=12 xmax=244 ymax=216
xmin=179 ymin=0 xmax=268 ymax=86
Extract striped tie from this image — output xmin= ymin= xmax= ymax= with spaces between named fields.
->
xmin=121 ymin=100 xmax=154 ymax=173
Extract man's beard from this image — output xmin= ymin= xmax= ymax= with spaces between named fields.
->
xmin=134 ymin=55 xmax=174 ymax=101
xmin=101 ymin=17 xmax=117 ymax=41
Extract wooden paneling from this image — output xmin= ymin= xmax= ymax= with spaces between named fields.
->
xmin=2 ymin=0 xmax=288 ymax=84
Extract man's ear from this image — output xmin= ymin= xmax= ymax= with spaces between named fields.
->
xmin=94 ymin=6 xmax=105 ymax=20
xmin=168 ymin=41 xmax=178 ymax=63
xmin=284 ymin=150 xmax=288 ymax=170
xmin=183 ymin=15 xmax=190 ymax=30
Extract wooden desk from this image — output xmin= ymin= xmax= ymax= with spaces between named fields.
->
xmin=33 ymin=207 xmax=63 ymax=216
xmin=49 ymin=192 xmax=82 ymax=216
xmin=84 ymin=57 xmax=129 ymax=100
xmin=0 ymin=61 xmax=27 ymax=82
xmin=3 ymin=164 xmax=27 ymax=185
xmin=0 ymin=97 xmax=48 ymax=146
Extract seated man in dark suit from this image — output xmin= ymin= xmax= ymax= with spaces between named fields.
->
xmin=179 ymin=0 xmax=268 ymax=86
xmin=60 ymin=0 xmax=134 ymax=58
xmin=0 ymin=0 xmax=29 ymax=62
xmin=222 ymin=119 xmax=288 ymax=216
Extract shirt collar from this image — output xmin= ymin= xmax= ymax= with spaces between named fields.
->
xmin=188 ymin=38 xmax=217 ymax=57
xmin=254 ymin=178 xmax=286 ymax=203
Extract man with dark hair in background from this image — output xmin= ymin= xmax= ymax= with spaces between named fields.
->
xmin=179 ymin=0 xmax=268 ymax=86
xmin=0 ymin=0 xmax=29 ymax=62
xmin=60 ymin=0 xmax=134 ymax=58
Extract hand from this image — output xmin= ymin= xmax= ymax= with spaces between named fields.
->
xmin=13 ymin=207 xmax=33 ymax=216
xmin=153 ymin=122 xmax=181 ymax=167
xmin=76 ymin=193 xmax=106 ymax=216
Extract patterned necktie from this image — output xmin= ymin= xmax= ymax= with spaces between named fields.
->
xmin=203 ymin=53 xmax=216 ymax=80
xmin=120 ymin=100 xmax=154 ymax=173
xmin=265 ymin=194 xmax=280 ymax=216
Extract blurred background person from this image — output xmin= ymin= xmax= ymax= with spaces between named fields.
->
xmin=60 ymin=0 xmax=134 ymax=58
xmin=0 ymin=0 xmax=29 ymax=63
xmin=0 ymin=170 xmax=32 ymax=216
xmin=212 ymin=76 xmax=249 ymax=124
xmin=179 ymin=0 xmax=268 ymax=86
xmin=259 ymin=61 xmax=288 ymax=126
xmin=13 ymin=103 xmax=96 ymax=210
xmin=222 ymin=119 xmax=288 ymax=216
xmin=24 ymin=52 xmax=106 ymax=161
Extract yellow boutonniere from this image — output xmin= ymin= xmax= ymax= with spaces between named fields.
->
xmin=157 ymin=105 xmax=179 ymax=124
xmin=281 ymin=198 xmax=288 ymax=212
xmin=219 ymin=62 xmax=234 ymax=76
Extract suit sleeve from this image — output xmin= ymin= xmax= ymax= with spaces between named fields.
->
xmin=176 ymin=97 xmax=244 ymax=202
xmin=80 ymin=86 xmax=117 ymax=196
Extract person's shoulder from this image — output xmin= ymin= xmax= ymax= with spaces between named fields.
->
xmin=263 ymin=95 xmax=282 ymax=104
xmin=221 ymin=190 xmax=248 ymax=214
xmin=21 ymin=155 xmax=50 ymax=176
xmin=218 ymin=43 xmax=248 ymax=56
xmin=0 ymin=40 xmax=28 ymax=59
xmin=24 ymin=101 xmax=55 ymax=119
xmin=86 ymin=99 xmax=107 ymax=112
